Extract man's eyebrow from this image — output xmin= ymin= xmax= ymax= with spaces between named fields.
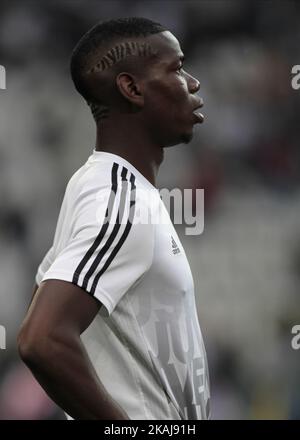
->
xmin=169 ymin=54 xmax=185 ymax=66
xmin=171 ymin=53 xmax=185 ymax=64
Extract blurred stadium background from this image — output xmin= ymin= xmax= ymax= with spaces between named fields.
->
xmin=0 ymin=0 xmax=300 ymax=420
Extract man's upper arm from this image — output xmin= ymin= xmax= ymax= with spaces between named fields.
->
xmin=33 ymin=173 xmax=154 ymax=320
xmin=36 ymin=246 xmax=55 ymax=286
xmin=21 ymin=280 xmax=101 ymax=344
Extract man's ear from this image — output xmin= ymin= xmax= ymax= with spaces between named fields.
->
xmin=116 ymin=72 xmax=144 ymax=108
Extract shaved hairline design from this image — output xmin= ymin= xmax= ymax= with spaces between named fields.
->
xmin=87 ymin=40 xmax=158 ymax=74
xmin=86 ymin=40 xmax=159 ymax=122
xmin=88 ymin=101 xmax=109 ymax=121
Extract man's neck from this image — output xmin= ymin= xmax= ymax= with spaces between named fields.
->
xmin=94 ymin=120 xmax=164 ymax=187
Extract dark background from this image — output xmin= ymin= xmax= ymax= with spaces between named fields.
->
xmin=0 ymin=0 xmax=300 ymax=419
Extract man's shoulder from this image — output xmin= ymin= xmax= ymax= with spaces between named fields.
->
xmin=66 ymin=160 xmax=114 ymax=197
xmin=64 ymin=158 xmax=160 ymax=230
xmin=68 ymin=159 xmax=155 ymax=195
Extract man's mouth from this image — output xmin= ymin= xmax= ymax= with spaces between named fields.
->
xmin=192 ymin=98 xmax=204 ymax=123
xmin=193 ymin=111 xmax=204 ymax=123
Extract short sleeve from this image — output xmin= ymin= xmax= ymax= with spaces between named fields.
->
xmin=35 ymin=246 xmax=55 ymax=286
xmin=41 ymin=178 xmax=155 ymax=316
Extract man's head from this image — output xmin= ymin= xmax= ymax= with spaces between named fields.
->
xmin=70 ymin=17 xmax=203 ymax=147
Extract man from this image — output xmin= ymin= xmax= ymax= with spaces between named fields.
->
xmin=18 ymin=17 xmax=210 ymax=420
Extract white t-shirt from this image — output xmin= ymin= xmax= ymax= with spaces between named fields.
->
xmin=36 ymin=150 xmax=210 ymax=420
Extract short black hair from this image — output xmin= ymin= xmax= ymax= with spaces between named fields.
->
xmin=70 ymin=17 xmax=166 ymax=102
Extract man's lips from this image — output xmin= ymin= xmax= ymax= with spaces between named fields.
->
xmin=192 ymin=97 xmax=204 ymax=123
xmin=193 ymin=111 xmax=204 ymax=123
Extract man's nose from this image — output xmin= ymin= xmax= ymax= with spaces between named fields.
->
xmin=188 ymin=75 xmax=200 ymax=94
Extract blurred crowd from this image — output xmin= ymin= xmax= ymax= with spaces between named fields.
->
xmin=0 ymin=0 xmax=300 ymax=419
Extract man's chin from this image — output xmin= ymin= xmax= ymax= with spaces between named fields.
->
xmin=165 ymin=131 xmax=193 ymax=148
xmin=180 ymin=131 xmax=193 ymax=144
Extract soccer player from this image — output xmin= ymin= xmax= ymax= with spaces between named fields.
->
xmin=17 ymin=17 xmax=210 ymax=420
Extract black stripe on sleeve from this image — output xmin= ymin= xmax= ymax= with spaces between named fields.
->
xmin=89 ymin=173 xmax=136 ymax=296
xmin=81 ymin=166 xmax=129 ymax=290
xmin=72 ymin=162 xmax=119 ymax=285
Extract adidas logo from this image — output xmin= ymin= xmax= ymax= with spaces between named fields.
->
xmin=171 ymin=236 xmax=180 ymax=255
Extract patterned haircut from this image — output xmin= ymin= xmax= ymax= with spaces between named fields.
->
xmin=70 ymin=17 xmax=166 ymax=122
xmin=87 ymin=41 xmax=157 ymax=74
